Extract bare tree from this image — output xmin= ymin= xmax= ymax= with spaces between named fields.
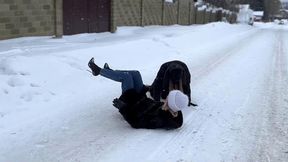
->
xmin=263 ymin=0 xmax=281 ymax=21
xmin=237 ymin=0 xmax=264 ymax=11
xmin=204 ymin=0 xmax=281 ymax=21
xmin=204 ymin=0 xmax=262 ymax=11
xmin=204 ymin=0 xmax=233 ymax=9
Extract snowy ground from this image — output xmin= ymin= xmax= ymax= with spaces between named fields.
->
xmin=0 ymin=22 xmax=288 ymax=162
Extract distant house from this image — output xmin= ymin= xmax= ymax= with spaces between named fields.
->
xmin=273 ymin=9 xmax=288 ymax=20
xmin=279 ymin=9 xmax=288 ymax=19
xmin=282 ymin=2 xmax=288 ymax=10
xmin=253 ymin=11 xmax=264 ymax=21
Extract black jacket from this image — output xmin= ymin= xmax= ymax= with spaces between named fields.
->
xmin=150 ymin=60 xmax=191 ymax=104
xmin=114 ymin=89 xmax=183 ymax=129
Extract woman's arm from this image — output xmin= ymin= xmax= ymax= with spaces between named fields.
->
xmin=161 ymin=100 xmax=179 ymax=117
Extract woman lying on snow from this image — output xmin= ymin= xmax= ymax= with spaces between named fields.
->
xmin=88 ymin=58 xmax=189 ymax=129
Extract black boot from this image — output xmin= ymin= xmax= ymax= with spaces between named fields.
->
xmin=88 ymin=58 xmax=101 ymax=76
xmin=104 ymin=63 xmax=110 ymax=70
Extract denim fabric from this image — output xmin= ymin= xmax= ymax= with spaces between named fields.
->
xmin=100 ymin=69 xmax=144 ymax=93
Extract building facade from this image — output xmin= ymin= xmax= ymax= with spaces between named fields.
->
xmin=0 ymin=0 xmax=236 ymax=40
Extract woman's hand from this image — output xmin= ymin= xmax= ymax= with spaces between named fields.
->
xmin=162 ymin=100 xmax=178 ymax=117
xmin=162 ymin=100 xmax=178 ymax=118
xmin=162 ymin=100 xmax=169 ymax=111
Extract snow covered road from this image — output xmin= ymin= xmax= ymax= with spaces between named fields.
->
xmin=0 ymin=23 xmax=288 ymax=162
xmin=185 ymin=27 xmax=288 ymax=162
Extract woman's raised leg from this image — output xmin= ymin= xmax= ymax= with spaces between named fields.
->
xmin=100 ymin=68 xmax=134 ymax=93
xmin=88 ymin=58 xmax=144 ymax=93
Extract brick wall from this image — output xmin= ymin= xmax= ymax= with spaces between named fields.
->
xmin=204 ymin=10 xmax=211 ymax=23
xmin=210 ymin=11 xmax=217 ymax=22
xmin=54 ymin=0 xmax=62 ymax=37
xmin=0 ymin=0 xmax=55 ymax=40
xmin=178 ymin=0 xmax=190 ymax=25
xmin=190 ymin=5 xmax=196 ymax=24
xmin=113 ymin=0 xmax=142 ymax=27
xmin=196 ymin=9 xmax=205 ymax=24
xmin=163 ymin=1 xmax=178 ymax=25
xmin=112 ymin=0 xmax=197 ymax=27
xmin=0 ymin=0 xmax=236 ymax=40
xmin=142 ymin=0 xmax=163 ymax=26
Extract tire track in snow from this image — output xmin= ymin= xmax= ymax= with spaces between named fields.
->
xmin=190 ymin=30 xmax=260 ymax=83
xmin=92 ymin=28 xmax=262 ymax=162
xmin=184 ymin=29 xmax=280 ymax=162
xmin=95 ymin=28 xmax=262 ymax=162
xmin=250 ymin=29 xmax=288 ymax=162
xmin=146 ymin=29 xmax=271 ymax=161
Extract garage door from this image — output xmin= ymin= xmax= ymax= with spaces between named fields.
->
xmin=63 ymin=0 xmax=111 ymax=35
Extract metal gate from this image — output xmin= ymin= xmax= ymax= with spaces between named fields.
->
xmin=63 ymin=0 xmax=111 ymax=35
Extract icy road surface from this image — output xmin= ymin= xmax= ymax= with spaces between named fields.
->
xmin=0 ymin=23 xmax=287 ymax=162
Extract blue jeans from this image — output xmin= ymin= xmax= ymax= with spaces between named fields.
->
xmin=100 ymin=68 xmax=144 ymax=93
